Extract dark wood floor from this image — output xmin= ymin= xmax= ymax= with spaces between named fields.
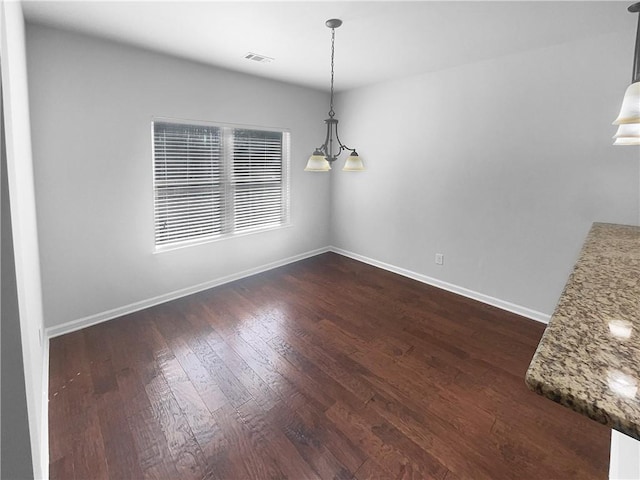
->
xmin=49 ymin=252 xmax=610 ymax=479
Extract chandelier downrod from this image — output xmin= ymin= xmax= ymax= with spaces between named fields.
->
xmin=328 ymin=20 xmax=337 ymax=118
xmin=631 ymin=2 xmax=640 ymax=83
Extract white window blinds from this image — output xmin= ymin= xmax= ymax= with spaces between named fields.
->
xmin=232 ymin=129 xmax=286 ymax=233
xmin=153 ymin=120 xmax=289 ymax=249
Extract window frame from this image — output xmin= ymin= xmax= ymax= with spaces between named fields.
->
xmin=151 ymin=117 xmax=291 ymax=252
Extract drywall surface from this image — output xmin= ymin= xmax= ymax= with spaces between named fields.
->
xmin=610 ymin=430 xmax=640 ymax=480
xmin=25 ymin=23 xmax=331 ymax=329
xmin=1 ymin=2 xmax=46 ymax=477
xmin=332 ymin=30 xmax=639 ymax=316
xmin=1 ymin=93 xmax=34 ymax=479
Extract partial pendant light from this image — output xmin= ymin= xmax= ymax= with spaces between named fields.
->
xmin=614 ymin=123 xmax=640 ymax=145
xmin=305 ymin=19 xmax=364 ymax=172
xmin=613 ymin=2 xmax=640 ymax=145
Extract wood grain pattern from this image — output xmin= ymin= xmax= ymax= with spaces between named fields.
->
xmin=49 ymin=252 xmax=610 ymax=479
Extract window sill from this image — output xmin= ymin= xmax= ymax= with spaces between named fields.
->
xmin=153 ymin=222 xmax=293 ymax=254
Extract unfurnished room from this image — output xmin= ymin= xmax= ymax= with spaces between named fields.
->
xmin=1 ymin=0 xmax=640 ymax=479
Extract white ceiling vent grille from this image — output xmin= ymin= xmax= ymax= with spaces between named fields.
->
xmin=244 ymin=52 xmax=274 ymax=64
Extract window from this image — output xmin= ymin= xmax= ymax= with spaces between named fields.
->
xmin=153 ymin=119 xmax=290 ymax=250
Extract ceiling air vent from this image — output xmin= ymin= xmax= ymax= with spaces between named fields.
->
xmin=244 ymin=52 xmax=274 ymax=64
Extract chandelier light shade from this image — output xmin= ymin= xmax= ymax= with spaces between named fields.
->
xmin=342 ymin=151 xmax=365 ymax=171
xmin=613 ymin=2 xmax=640 ymax=145
xmin=304 ymin=150 xmax=332 ymax=171
xmin=305 ymin=19 xmax=364 ymax=172
xmin=613 ymin=82 xmax=640 ymax=125
xmin=614 ymin=123 xmax=640 ymax=145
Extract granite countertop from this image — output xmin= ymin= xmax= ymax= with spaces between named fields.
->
xmin=526 ymin=222 xmax=640 ymax=440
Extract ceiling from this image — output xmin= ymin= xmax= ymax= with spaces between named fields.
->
xmin=21 ymin=0 xmax=635 ymax=92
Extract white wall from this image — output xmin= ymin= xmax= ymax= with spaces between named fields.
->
xmin=2 ymin=92 xmax=35 ymax=479
xmin=1 ymin=2 xmax=46 ymax=477
xmin=332 ymin=30 xmax=639 ymax=317
xmin=610 ymin=431 xmax=640 ymax=480
xmin=25 ymin=23 xmax=331 ymax=331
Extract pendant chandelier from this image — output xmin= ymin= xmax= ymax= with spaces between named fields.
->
xmin=305 ymin=19 xmax=365 ymax=172
xmin=613 ymin=2 xmax=640 ymax=145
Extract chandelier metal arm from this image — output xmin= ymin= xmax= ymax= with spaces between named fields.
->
xmin=315 ymin=118 xmax=356 ymax=163
xmin=334 ymin=127 xmax=356 ymax=154
xmin=316 ymin=120 xmax=333 ymax=154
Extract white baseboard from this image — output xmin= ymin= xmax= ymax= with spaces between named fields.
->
xmin=46 ymin=244 xmax=550 ymax=340
xmin=40 ymin=337 xmax=49 ymax=480
xmin=329 ymin=246 xmax=551 ymax=325
xmin=45 ymin=247 xmax=330 ymax=339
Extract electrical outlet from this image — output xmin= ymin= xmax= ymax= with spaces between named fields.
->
xmin=435 ymin=253 xmax=444 ymax=265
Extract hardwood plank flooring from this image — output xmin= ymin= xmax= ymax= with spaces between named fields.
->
xmin=49 ymin=252 xmax=610 ymax=479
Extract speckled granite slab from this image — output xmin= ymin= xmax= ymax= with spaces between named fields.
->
xmin=526 ymin=222 xmax=640 ymax=440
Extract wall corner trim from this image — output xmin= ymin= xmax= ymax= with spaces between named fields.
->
xmin=40 ymin=338 xmax=50 ymax=480
xmin=45 ymin=246 xmax=331 ymax=339
xmin=329 ymin=246 xmax=551 ymax=325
